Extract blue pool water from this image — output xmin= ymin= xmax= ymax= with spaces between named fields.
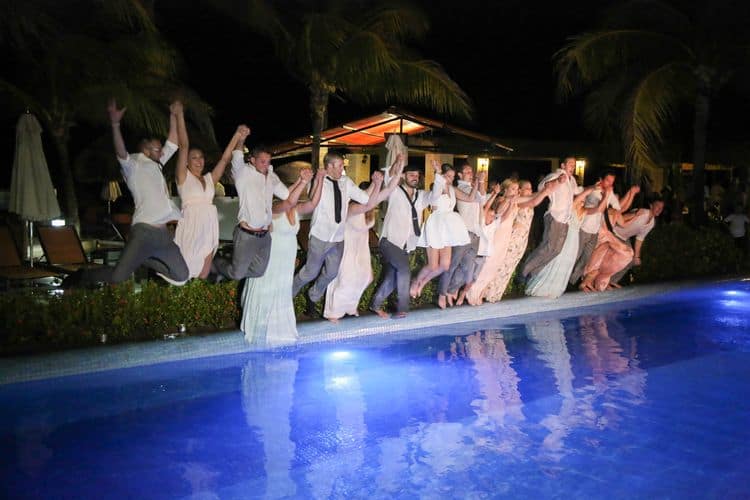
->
xmin=2 ymin=281 xmax=750 ymax=499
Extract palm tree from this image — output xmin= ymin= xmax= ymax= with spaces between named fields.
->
xmin=554 ymin=0 xmax=747 ymax=224
xmin=229 ymin=0 xmax=472 ymax=170
xmin=0 ymin=0 xmax=214 ymax=223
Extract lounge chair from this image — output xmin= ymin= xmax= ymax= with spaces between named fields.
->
xmin=36 ymin=225 xmax=107 ymax=274
xmin=0 ymin=225 xmax=61 ymax=288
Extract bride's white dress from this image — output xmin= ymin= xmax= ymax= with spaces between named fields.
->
xmin=241 ymin=211 xmax=299 ymax=346
xmin=525 ymin=211 xmax=581 ymax=299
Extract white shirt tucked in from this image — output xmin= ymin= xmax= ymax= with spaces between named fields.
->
xmin=231 ymin=151 xmax=289 ymax=230
xmin=381 ymin=180 xmax=442 ymax=253
xmin=119 ymin=140 xmax=181 ymax=225
xmin=614 ymin=209 xmax=655 ymax=241
xmin=540 ymin=169 xmax=581 ymax=223
xmin=310 ymin=175 xmax=369 ymax=242
xmin=581 ymin=189 xmax=621 ymax=234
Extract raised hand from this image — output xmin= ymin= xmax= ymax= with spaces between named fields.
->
xmin=315 ymin=167 xmax=327 ymax=180
xmin=107 ymin=99 xmax=126 ymax=124
xmin=237 ymin=125 xmax=251 ymax=139
xmin=169 ymin=100 xmax=184 ymax=115
xmin=492 ymin=182 xmax=501 ymax=194
xmin=371 ymin=170 xmax=384 ymax=186
xmin=431 ymin=159 xmax=440 ymax=173
xmin=630 ymin=185 xmax=641 ymax=194
xmin=299 ymin=168 xmax=313 ymax=183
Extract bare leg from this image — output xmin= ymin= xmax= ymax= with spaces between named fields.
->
xmin=198 ymin=253 xmax=213 ymax=279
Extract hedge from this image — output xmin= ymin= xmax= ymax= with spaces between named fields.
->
xmin=0 ymin=224 xmax=744 ymax=356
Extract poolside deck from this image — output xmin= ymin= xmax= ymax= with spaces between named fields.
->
xmin=0 ymin=281 xmax=699 ymax=384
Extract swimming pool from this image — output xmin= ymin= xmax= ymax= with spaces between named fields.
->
xmin=1 ymin=280 xmax=749 ymax=499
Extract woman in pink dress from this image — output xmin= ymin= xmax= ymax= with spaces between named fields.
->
xmin=465 ymin=178 xmax=562 ymax=305
xmin=174 ymin=122 xmax=244 ymax=279
xmin=580 ymin=201 xmax=634 ymax=292
xmin=324 ymin=158 xmax=404 ymax=321
xmin=410 ymin=160 xmax=479 ymax=299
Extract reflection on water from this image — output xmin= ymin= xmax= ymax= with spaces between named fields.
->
xmin=4 ymin=281 xmax=750 ymax=498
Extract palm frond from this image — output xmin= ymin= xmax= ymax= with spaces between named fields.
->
xmin=0 ymin=0 xmax=58 ymax=52
xmin=622 ymin=62 xmax=692 ymax=169
xmin=349 ymin=59 xmax=473 ymax=120
xmin=97 ymin=0 xmax=158 ymax=34
xmin=335 ymin=31 xmax=401 ymax=86
xmin=555 ymin=29 xmax=692 ymax=100
xmin=361 ymin=4 xmax=429 ymax=42
xmin=582 ymin=72 xmax=639 ymax=139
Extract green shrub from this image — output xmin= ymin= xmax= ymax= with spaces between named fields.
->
xmin=0 ymin=280 xmax=239 ymax=355
xmin=2 ymin=224 xmax=743 ymax=356
xmin=634 ymin=222 xmax=745 ymax=282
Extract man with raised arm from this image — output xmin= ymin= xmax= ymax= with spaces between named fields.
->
xmin=292 ymin=152 xmax=384 ymax=317
xmin=211 ymin=129 xmax=307 ymax=281
xmin=64 ymin=99 xmax=189 ymax=287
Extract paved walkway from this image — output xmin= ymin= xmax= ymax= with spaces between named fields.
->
xmin=0 ymin=282 xmax=692 ymax=384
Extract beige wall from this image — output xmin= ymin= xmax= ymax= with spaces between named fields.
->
xmin=345 ymin=153 xmax=371 ymax=186
xmin=424 ymin=153 xmax=454 ymax=189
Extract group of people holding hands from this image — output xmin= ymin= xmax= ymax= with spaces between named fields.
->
xmin=63 ymin=101 xmax=664 ymax=347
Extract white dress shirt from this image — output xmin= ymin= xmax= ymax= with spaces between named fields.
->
xmin=119 ymin=140 xmax=181 ymax=225
xmin=381 ymin=177 xmax=443 ymax=253
xmin=310 ymin=175 xmax=369 ymax=242
xmin=614 ymin=209 xmax=655 ymax=241
xmin=231 ymin=151 xmax=289 ymax=230
xmin=540 ymin=169 xmax=581 ymax=223
xmin=455 ymin=180 xmax=484 ymax=236
xmin=581 ymin=189 xmax=621 ymax=234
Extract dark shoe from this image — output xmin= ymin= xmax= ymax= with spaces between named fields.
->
xmin=305 ymin=297 xmax=320 ymax=318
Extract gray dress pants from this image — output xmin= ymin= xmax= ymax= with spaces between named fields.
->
xmin=83 ymin=223 xmax=189 ymax=284
xmin=371 ymin=238 xmax=412 ymax=313
xmin=521 ymin=213 xmax=569 ymax=278
xmin=213 ymin=225 xmax=272 ymax=280
xmin=569 ymin=230 xmax=598 ymax=285
xmin=292 ymin=235 xmax=345 ymax=302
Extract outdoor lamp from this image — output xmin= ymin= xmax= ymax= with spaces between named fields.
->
xmin=477 ymin=156 xmax=490 ymax=173
xmin=575 ymin=159 xmax=586 ymax=180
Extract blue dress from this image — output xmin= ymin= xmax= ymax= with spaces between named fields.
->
xmin=525 ymin=211 xmax=581 ymax=299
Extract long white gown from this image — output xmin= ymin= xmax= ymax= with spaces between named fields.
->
xmin=525 ymin=210 xmax=581 ymax=299
xmin=324 ymin=213 xmax=374 ymax=320
xmin=175 ymin=172 xmax=219 ymax=278
xmin=241 ymin=211 xmax=299 ymax=346
xmin=418 ymin=185 xmax=470 ymax=249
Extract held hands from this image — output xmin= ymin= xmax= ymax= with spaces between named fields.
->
xmin=492 ymin=182 xmax=501 ymax=194
xmin=298 ymin=168 xmax=313 ymax=184
xmin=630 ymin=185 xmax=641 ymax=195
xmin=169 ymin=100 xmax=184 ymax=116
xmin=107 ymin=99 xmax=126 ymax=124
xmin=236 ymin=125 xmax=251 ymax=140
xmin=315 ymin=168 xmax=327 ymax=181
xmin=633 ymin=256 xmax=642 ymax=266
xmin=431 ymin=159 xmax=440 ymax=173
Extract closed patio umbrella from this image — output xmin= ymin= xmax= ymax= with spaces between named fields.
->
xmin=9 ymin=112 xmax=61 ymax=265
xmin=383 ymin=133 xmax=408 ymax=174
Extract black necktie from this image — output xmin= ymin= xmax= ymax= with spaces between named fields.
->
xmin=400 ymin=185 xmax=421 ymax=237
xmin=328 ymin=177 xmax=342 ymax=223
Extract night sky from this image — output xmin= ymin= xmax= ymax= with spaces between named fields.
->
xmin=2 ymin=0 xmax=750 ymax=188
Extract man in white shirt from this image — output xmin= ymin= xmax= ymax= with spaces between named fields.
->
xmin=370 ymin=163 xmax=441 ymax=318
xmin=440 ymin=161 xmax=486 ymax=307
xmin=65 ymin=99 xmax=189 ymax=287
xmin=521 ymin=156 xmax=580 ymax=279
xmin=610 ymin=195 xmax=665 ymax=286
xmin=725 ymin=205 xmax=749 ymax=253
xmin=212 ymin=131 xmax=304 ymax=281
xmin=292 ymin=152 xmax=383 ymax=316
xmin=569 ymin=170 xmax=639 ymax=286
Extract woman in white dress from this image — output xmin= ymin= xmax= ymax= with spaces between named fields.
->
xmin=410 ymin=160 xmax=478 ymax=298
xmin=525 ymin=183 xmax=607 ymax=299
xmin=173 ymin=119 xmax=244 ymax=279
xmin=324 ymin=158 xmax=404 ymax=321
xmin=241 ymin=168 xmax=324 ymax=346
